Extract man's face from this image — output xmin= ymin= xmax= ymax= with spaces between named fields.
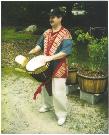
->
xmin=49 ymin=16 xmax=62 ymax=27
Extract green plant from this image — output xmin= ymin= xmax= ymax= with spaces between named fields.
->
xmin=68 ymin=41 xmax=76 ymax=62
xmin=69 ymin=28 xmax=108 ymax=76
xmin=68 ymin=29 xmax=93 ymax=68
xmin=87 ymin=37 xmax=108 ymax=73
xmin=74 ymin=29 xmax=93 ymax=65
xmin=75 ymin=29 xmax=92 ymax=45
xmin=1 ymin=27 xmax=37 ymax=41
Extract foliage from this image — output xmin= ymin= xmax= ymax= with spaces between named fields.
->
xmin=2 ymin=1 xmax=107 ymax=27
xmin=2 ymin=27 xmax=37 ymax=41
xmin=68 ymin=41 xmax=76 ymax=63
xmin=75 ymin=29 xmax=92 ymax=45
xmin=68 ymin=29 xmax=93 ymax=68
xmin=69 ymin=28 xmax=108 ymax=74
xmin=87 ymin=37 xmax=108 ymax=72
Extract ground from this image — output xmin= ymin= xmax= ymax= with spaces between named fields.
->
xmin=1 ymin=41 xmax=108 ymax=134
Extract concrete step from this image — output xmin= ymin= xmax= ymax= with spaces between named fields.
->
xmin=80 ymin=90 xmax=107 ymax=105
xmin=66 ymin=84 xmax=80 ymax=95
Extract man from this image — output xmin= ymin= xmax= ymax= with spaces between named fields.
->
xmin=29 ymin=8 xmax=72 ymax=126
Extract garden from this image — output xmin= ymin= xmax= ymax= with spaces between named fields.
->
xmin=1 ymin=1 xmax=108 ymax=134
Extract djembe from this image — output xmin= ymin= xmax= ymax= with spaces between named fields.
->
xmin=15 ymin=55 xmax=52 ymax=98
xmin=15 ymin=55 xmax=52 ymax=82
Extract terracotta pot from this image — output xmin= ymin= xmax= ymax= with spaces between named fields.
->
xmin=77 ymin=71 xmax=108 ymax=94
xmin=66 ymin=69 xmax=78 ymax=85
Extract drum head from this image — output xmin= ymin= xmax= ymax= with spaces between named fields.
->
xmin=26 ymin=55 xmax=46 ymax=72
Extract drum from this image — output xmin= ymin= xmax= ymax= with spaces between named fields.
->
xmin=15 ymin=55 xmax=52 ymax=82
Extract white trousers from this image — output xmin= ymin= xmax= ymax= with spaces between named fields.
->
xmin=41 ymin=78 xmax=68 ymax=119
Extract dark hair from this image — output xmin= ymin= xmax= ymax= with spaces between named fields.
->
xmin=49 ymin=8 xmax=64 ymax=18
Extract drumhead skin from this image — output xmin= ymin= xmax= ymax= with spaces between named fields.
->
xmin=26 ymin=55 xmax=46 ymax=72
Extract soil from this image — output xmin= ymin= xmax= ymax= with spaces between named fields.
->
xmin=78 ymin=70 xmax=107 ymax=79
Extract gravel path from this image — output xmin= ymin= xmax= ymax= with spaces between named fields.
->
xmin=1 ymin=69 xmax=71 ymax=134
xmin=1 ymin=41 xmax=108 ymax=134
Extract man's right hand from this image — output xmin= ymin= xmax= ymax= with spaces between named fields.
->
xmin=29 ymin=49 xmax=35 ymax=54
xmin=28 ymin=45 xmax=41 ymax=55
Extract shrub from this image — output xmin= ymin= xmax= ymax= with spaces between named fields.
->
xmin=68 ymin=28 xmax=108 ymax=75
xmin=88 ymin=37 xmax=108 ymax=72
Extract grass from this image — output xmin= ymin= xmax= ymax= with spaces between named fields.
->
xmin=2 ymin=27 xmax=37 ymax=41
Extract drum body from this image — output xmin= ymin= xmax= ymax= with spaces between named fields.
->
xmin=15 ymin=55 xmax=52 ymax=82
xmin=31 ymin=68 xmax=52 ymax=82
xmin=26 ymin=55 xmax=53 ymax=82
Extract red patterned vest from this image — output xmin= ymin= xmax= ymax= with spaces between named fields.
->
xmin=43 ymin=27 xmax=72 ymax=78
xmin=33 ymin=27 xmax=72 ymax=99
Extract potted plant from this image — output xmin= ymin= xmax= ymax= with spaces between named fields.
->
xmin=66 ymin=39 xmax=80 ymax=85
xmin=75 ymin=29 xmax=93 ymax=64
xmin=66 ymin=62 xmax=80 ymax=85
xmin=77 ymin=37 xmax=108 ymax=94
xmin=66 ymin=29 xmax=92 ymax=85
xmin=75 ymin=29 xmax=92 ymax=45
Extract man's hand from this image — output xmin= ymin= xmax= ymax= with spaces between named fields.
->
xmin=44 ymin=56 xmax=54 ymax=63
xmin=29 ymin=49 xmax=35 ymax=54
xmin=29 ymin=45 xmax=41 ymax=54
xmin=44 ymin=52 xmax=67 ymax=63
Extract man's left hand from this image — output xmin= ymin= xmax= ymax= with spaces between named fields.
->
xmin=44 ymin=56 xmax=54 ymax=62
